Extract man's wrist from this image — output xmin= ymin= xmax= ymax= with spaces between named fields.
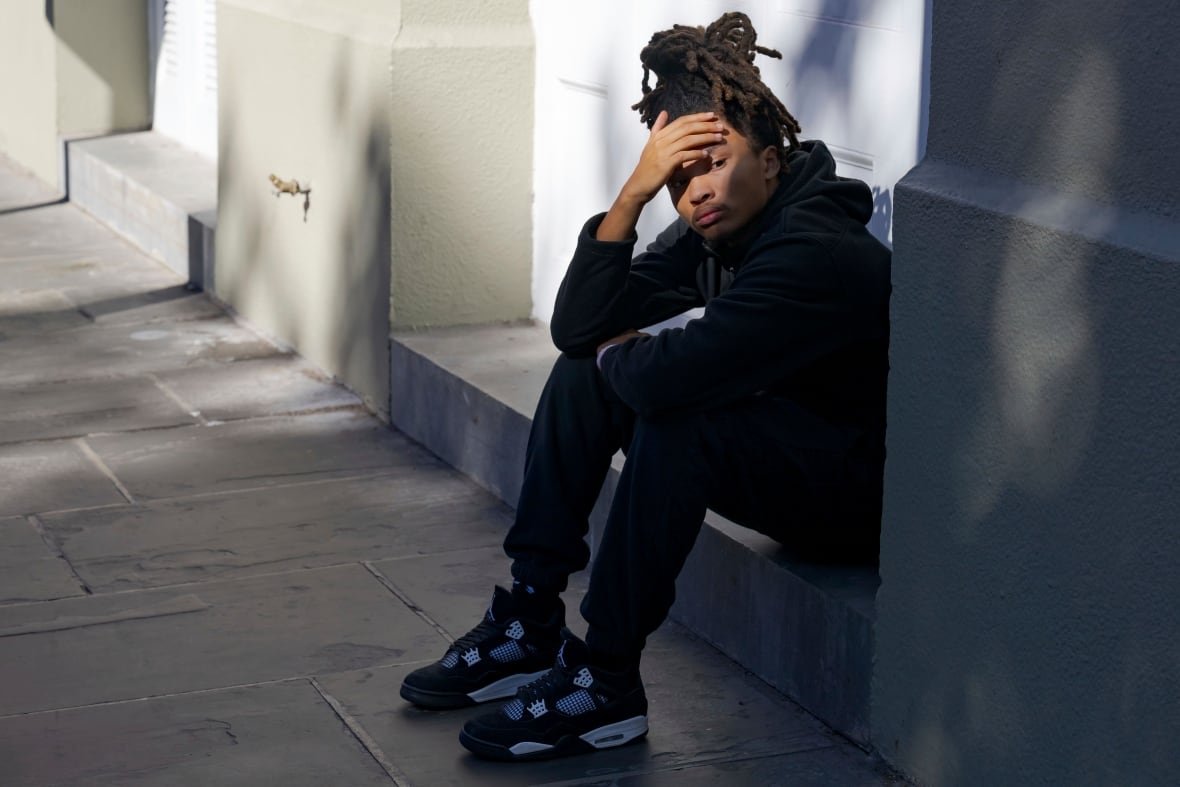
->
xmin=614 ymin=188 xmax=651 ymax=212
xmin=596 ymin=330 xmax=647 ymax=369
xmin=596 ymin=342 xmax=620 ymax=370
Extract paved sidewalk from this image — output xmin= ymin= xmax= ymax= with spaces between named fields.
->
xmin=0 ymin=156 xmax=898 ymax=786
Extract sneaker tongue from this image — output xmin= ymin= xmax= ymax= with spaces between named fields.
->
xmin=487 ymin=585 xmax=515 ymax=624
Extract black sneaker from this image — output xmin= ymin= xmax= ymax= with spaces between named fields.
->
xmin=458 ymin=631 xmax=648 ymax=761
xmin=399 ymin=586 xmax=562 ymax=709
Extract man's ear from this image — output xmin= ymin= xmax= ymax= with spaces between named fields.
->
xmin=761 ymin=146 xmax=782 ymax=181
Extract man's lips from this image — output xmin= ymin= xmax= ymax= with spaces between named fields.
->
xmin=693 ymin=205 xmax=724 ymax=228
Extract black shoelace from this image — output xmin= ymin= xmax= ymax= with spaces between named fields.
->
xmin=448 ymin=617 xmax=500 ymax=657
xmin=516 ymin=664 xmax=575 ymax=705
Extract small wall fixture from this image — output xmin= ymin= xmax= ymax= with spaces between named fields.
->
xmin=269 ymin=174 xmax=311 ymax=222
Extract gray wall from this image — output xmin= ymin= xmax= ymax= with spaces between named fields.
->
xmin=874 ymin=1 xmax=1180 ymax=784
xmin=924 ymin=1 xmax=1177 ymax=219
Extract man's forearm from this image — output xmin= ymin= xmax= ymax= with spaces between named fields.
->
xmin=595 ymin=193 xmax=646 ymax=242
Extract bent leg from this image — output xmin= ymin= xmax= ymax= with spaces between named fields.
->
xmin=504 ymin=354 xmax=635 ymax=593
xmin=580 ymin=412 xmax=714 ymax=663
xmin=581 ymin=396 xmax=868 ymax=661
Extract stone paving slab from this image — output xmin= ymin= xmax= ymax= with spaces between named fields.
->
xmin=0 ymin=155 xmax=59 ymax=209
xmin=0 ymin=563 xmax=443 ymax=716
xmin=0 ymin=248 xmax=181 ymax=299
xmin=0 ymin=203 xmax=144 ymax=262
xmin=370 ymin=546 xmax=538 ymax=639
xmin=0 ymin=438 xmax=125 ymax=517
xmin=43 ymin=473 xmax=513 ymax=592
xmin=0 ymin=375 xmax=197 ymax=445
xmin=356 ymin=548 xmax=892 ymax=784
xmin=154 ymin=355 xmax=363 ymax=421
xmin=0 ymin=516 xmax=85 ymax=603
xmin=0 ymin=680 xmax=392 ymax=787
xmin=0 ymin=288 xmax=91 ymax=338
xmin=84 ymin=410 xmax=442 ymax=501
xmin=0 ymin=315 xmax=278 ymax=387
xmin=316 ymin=631 xmax=844 ymax=787
xmin=538 ymin=747 xmax=898 ymax=786
xmin=0 ymin=196 xmax=188 ymax=307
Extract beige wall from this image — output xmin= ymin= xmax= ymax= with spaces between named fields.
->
xmin=0 ymin=2 xmax=61 ymax=183
xmin=0 ymin=0 xmax=149 ymax=186
xmin=2 ymin=0 xmax=534 ymax=413
xmin=389 ymin=1 xmax=534 ymax=327
xmin=217 ymin=0 xmax=535 ymax=416
xmin=216 ymin=0 xmax=397 ymax=417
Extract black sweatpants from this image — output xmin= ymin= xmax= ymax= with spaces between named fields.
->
xmin=503 ymin=354 xmax=877 ymax=662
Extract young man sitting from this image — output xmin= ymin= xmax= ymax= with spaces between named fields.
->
xmin=400 ymin=11 xmax=892 ymax=761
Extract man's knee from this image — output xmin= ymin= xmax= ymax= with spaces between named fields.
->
xmin=548 ymin=352 xmax=599 ymax=388
xmin=542 ymin=353 xmax=626 ymax=414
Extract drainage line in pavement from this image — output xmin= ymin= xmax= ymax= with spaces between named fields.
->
xmin=28 ymin=513 xmax=92 ymax=594
xmin=362 ymin=561 xmax=453 ymax=644
xmin=76 ymin=437 xmax=135 ymax=504
xmin=310 ymin=677 xmax=412 ymax=787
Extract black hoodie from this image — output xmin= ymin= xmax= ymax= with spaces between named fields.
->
xmin=550 ymin=141 xmax=891 ymax=445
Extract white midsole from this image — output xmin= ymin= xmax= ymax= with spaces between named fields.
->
xmin=508 ymin=740 xmax=554 ymax=755
xmin=579 ymin=715 xmax=649 ymax=749
xmin=505 ymin=715 xmax=649 ymax=756
xmin=466 ymin=670 xmax=549 ymax=703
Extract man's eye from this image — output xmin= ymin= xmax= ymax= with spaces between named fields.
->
xmin=669 ymin=179 xmax=686 ymax=191
xmin=711 ymin=158 xmax=726 ymax=169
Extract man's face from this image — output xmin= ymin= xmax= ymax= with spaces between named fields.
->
xmin=666 ymin=120 xmax=780 ymax=244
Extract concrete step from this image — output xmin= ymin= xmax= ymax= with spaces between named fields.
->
xmin=390 ymin=323 xmax=879 ymax=745
xmin=65 ymin=132 xmax=216 ymax=288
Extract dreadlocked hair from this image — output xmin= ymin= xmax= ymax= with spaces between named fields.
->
xmin=632 ymin=11 xmax=801 ymax=154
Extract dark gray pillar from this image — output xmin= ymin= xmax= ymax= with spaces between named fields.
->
xmin=873 ymin=1 xmax=1180 ymax=784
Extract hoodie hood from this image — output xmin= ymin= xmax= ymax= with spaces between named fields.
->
xmin=705 ymin=140 xmax=874 ymax=271
xmin=776 ymin=140 xmax=874 ymax=226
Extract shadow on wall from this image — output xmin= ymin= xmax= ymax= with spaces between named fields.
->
xmin=880 ymin=4 xmax=1180 ymax=783
xmin=216 ymin=30 xmax=391 ymax=416
xmin=214 ymin=94 xmax=272 ymax=338
xmin=327 ymin=41 xmax=392 ymax=415
xmin=44 ymin=0 xmax=150 ymax=132
xmin=788 ymin=0 xmax=858 ymax=122
xmin=870 ymin=186 xmax=892 ymax=244
xmin=781 ymin=0 xmax=895 ymax=243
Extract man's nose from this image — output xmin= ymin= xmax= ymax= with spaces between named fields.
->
xmin=688 ymin=176 xmax=713 ymax=205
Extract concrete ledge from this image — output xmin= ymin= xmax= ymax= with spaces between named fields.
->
xmin=390 ymin=322 xmax=879 ymax=744
xmin=65 ymin=132 xmax=216 ymax=288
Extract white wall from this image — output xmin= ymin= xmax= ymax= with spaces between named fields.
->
xmin=531 ymin=0 xmax=929 ymax=324
xmin=150 ymin=0 xmax=219 ymax=160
